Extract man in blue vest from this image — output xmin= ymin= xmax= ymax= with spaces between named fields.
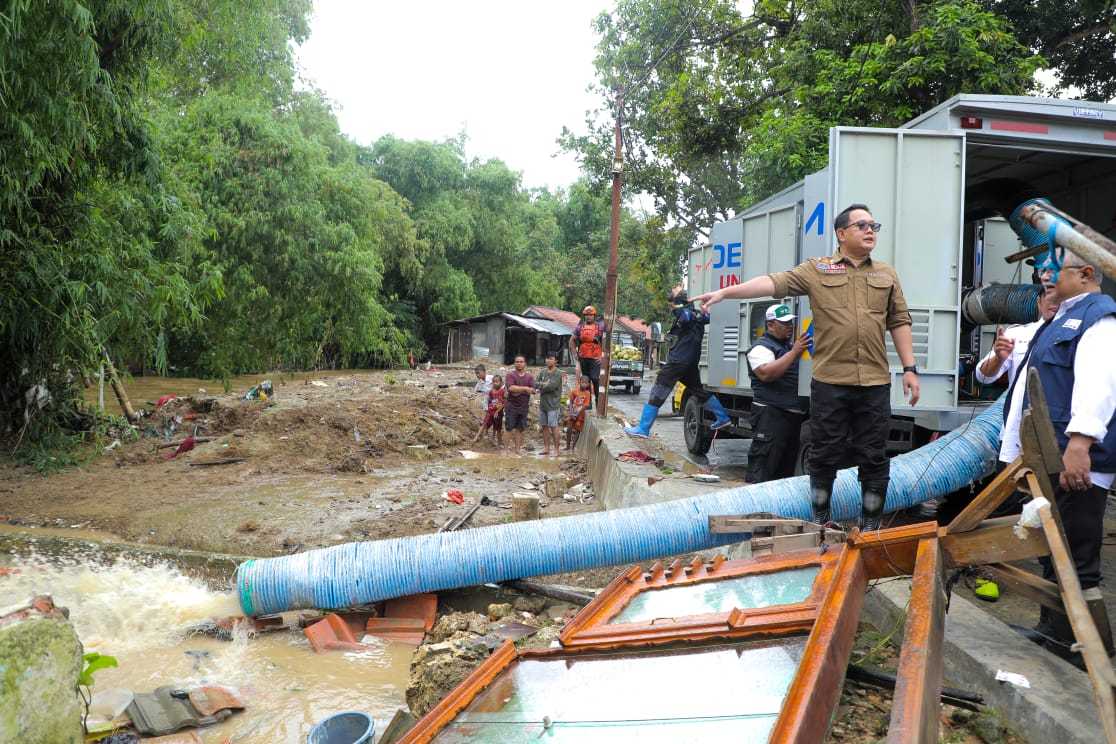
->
xmin=625 ymin=285 xmax=731 ymax=439
xmin=744 ymin=303 xmax=809 ymax=482
xmin=1017 ymin=250 xmax=1116 ymax=662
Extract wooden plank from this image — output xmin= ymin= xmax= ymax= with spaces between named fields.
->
xmin=1020 ymin=369 xmax=1065 ymax=477
xmin=944 ymin=458 xmax=1024 ymax=534
xmin=856 ymin=521 xmax=938 ymax=579
xmin=887 ymin=538 xmax=947 ymax=744
xmin=985 ymin=563 xmax=1065 ymax=615
xmin=1036 ymin=498 xmax=1116 ymax=743
xmin=769 ymin=547 xmax=868 ymax=743
xmin=940 ymin=517 xmax=1049 ymax=567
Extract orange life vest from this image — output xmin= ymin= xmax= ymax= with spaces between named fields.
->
xmin=577 ymin=321 xmax=604 ymax=359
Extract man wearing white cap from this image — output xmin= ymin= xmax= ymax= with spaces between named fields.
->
xmin=744 ymin=303 xmax=810 ymax=482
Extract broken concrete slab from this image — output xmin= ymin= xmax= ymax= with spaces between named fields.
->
xmin=862 ymin=577 xmax=1104 ymax=744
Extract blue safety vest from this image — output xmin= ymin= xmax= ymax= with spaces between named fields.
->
xmin=1024 ymin=292 xmax=1116 ymax=472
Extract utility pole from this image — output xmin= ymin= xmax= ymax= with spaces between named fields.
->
xmin=598 ymin=94 xmax=623 ymax=418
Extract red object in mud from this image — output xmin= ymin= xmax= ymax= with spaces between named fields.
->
xmin=385 ymin=592 xmax=438 ymax=631
xmin=155 ymin=394 xmax=177 ymax=409
xmin=164 ymin=435 xmax=196 ymax=460
xmin=304 ymin=613 xmax=366 ymax=653
xmin=616 ymin=450 xmax=659 ymax=464
xmin=445 ymin=489 xmax=465 ymax=505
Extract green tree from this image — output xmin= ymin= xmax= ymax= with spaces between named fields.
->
xmin=564 ymin=0 xmax=1051 ymax=231
xmin=0 ymin=1 xmax=209 ymax=440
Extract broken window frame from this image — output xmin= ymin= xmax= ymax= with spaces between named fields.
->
xmin=559 ymin=550 xmax=839 ymax=649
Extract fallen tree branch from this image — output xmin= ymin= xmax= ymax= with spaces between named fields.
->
xmin=502 ymin=579 xmax=595 ymax=606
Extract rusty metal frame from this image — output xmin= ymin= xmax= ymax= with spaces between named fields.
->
xmin=560 ymin=550 xmax=839 ymax=648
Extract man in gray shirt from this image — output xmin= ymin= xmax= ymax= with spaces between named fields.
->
xmin=535 ymin=352 xmax=565 ymax=457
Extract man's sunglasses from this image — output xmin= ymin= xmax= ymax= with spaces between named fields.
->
xmin=844 ymin=220 xmax=882 ymax=233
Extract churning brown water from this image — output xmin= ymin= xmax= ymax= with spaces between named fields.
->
xmin=1 ymin=550 xmax=411 ymax=742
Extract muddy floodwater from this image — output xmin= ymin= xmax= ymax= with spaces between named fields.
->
xmin=0 ymin=535 xmax=412 ymax=743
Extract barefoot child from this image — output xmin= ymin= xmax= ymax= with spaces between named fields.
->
xmin=474 ymin=375 xmax=505 ymax=447
xmin=565 ymin=376 xmax=593 ymax=450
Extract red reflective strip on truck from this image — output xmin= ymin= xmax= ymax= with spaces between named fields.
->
xmin=1104 ymin=131 xmax=1116 ymax=141
xmin=989 ymin=120 xmax=1049 ymax=134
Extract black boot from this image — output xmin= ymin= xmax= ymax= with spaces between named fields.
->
xmin=1015 ymin=605 xmax=1056 ymax=646
xmin=859 ymin=486 xmax=886 ymax=532
xmin=1042 ymin=607 xmax=1081 ymax=666
xmin=810 ymin=483 xmax=832 ymax=526
xmin=1086 ymin=592 xmax=1116 ymax=658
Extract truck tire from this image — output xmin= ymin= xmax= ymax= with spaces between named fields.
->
xmin=795 ymin=420 xmax=812 ymax=476
xmin=624 ymin=382 xmax=633 ymax=393
xmin=633 ymin=384 xmax=641 ymax=395
xmin=683 ymin=395 xmax=713 ymax=455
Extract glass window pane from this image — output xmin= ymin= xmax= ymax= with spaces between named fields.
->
xmin=431 ymin=637 xmax=807 ymax=743
xmin=610 ymin=566 xmax=821 ymax=625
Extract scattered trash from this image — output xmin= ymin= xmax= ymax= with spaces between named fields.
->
xmin=692 ymin=473 xmax=721 ymax=483
xmin=353 ymin=427 xmax=362 ymax=444
xmin=156 ymin=437 xmax=213 ymax=450
xmin=86 ymin=687 xmax=134 ymax=729
xmin=310 ymin=380 xmax=329 ymax=387
xmin=308 ymin=710 xmax=375 ymax=744
xmin=616 ymin=450 xmax=662 ymax=465
xmin=444 ymin=489 xmax=465 ymax=505
xmin=995 ymin=670 xmax=1030 ymax=688
xmin=242 ymin=380 xmax=273 ymax=401
xmin=155 ymin=394 xmax=178 ymax=409
xmin=304 ymin=614 xmax=367 ymax=653
xmin=491 ymin=621 xmax=539 ymax=642
xmin=1014 ymin=496 xmax=1049 ymax=539
xmin=520 ymin=482 xmax=538 ymax=491
xmin=458 ymin=450 xmax=483 ymax=459
xmin=126 ymin=684 xmax=245 ymax=736
xmin=164 ymin=435 xmax=197 ymax=460
xmin=104 ymin=439 xmax=122 ymax=452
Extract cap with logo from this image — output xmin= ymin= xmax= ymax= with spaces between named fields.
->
xmin=765 ymin=304 xmax=796 ymax=322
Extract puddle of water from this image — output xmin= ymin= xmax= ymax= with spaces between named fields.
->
xmin=0 ymin=553 xmax=410 ymax=743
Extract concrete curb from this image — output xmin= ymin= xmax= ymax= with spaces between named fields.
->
xmin=862 ymin=578 xmax=1104 ymax=744
xmin=575 ymin=413 xmax=735 ymax=509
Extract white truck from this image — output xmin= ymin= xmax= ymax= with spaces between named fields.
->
xmin=684 ymin=94 xmax=1116 ymax=462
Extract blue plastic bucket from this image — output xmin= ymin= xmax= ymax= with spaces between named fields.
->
xmin=307 ymin=711 xmax=375 ymax=744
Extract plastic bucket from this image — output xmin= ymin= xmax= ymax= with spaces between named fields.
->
xmin=307 ymin=711 xmax=375 ymax=744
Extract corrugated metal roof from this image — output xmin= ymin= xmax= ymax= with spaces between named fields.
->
xmin=503 ymin=313 xmax=573 ymax=336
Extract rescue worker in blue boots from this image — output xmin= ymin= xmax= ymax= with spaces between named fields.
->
xmin=744 ymin=304 xmax=809 ymax=483
xmin=1011 ymin=250 xmax=1116 ymax=663
xmin=626 ymin=285 xmax=731 ymax=439
xmin=695 ymin=204 xmax=921 ymax=531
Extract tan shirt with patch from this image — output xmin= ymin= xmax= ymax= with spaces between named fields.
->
xmin=769 ymin=253 xmax=912 ymax=386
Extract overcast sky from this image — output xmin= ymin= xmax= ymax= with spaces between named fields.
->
xmin=296 ymin=1 xmax=612 ymax=192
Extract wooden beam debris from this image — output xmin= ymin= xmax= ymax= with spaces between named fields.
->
xmin=887 ymin=538 xmax=947 ymax=744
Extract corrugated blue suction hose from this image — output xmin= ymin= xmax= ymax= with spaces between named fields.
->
xmin=236 ymin=398 xmax=1004 ymax=616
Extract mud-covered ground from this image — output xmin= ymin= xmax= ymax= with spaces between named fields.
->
xmin=0 ymin=368 xmax=596 ymax=556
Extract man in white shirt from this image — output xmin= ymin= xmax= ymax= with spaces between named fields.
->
xmin=1014 ymin=251 xmax=1116 ymax=663
xmin=975 ymin=290 xmax=1059 ymax=466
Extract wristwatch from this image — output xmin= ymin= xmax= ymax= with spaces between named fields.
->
xmin=902 ymin=365 xmax=919 ymax=375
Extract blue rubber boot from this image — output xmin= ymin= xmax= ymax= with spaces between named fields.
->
xmin=625 ymin=403 xmax=659 ymax=438
xmin=705 ymin=396 xmax=732 ymax=431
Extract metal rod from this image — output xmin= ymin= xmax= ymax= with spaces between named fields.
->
xmin=1018 ymin=202 xmax=1116 ymax=281
xmin=598 ymin=93 xmax=623 ymax=418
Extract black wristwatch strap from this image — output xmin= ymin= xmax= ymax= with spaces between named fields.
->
xmin=902 ymin=365 xmax=919 ymax=374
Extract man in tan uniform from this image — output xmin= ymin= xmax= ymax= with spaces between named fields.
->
xmin=695 ymin=204 xmax=921 ymax=530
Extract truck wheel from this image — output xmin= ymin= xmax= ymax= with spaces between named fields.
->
xmin=624 ymin=382 xmax=633 ymax=393
xmin=633 ymin=384 xmax=641 ymax=395
xmin=795 ymin=420 xmax=812 ymax=476
xmin=683 ymin=395 xmax=713 ymax=455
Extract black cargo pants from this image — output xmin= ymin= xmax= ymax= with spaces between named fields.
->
xmin=648 ymin=360 xmax=708 ymax=408
xmin=746 ymin=405 xmax=805 ymax=483
xmin=1040 ymin=483 xmax=1107 ymax=590
xmin=808 ymin=380 xmax=891 ymax=493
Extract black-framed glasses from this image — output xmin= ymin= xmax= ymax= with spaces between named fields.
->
xmin=847 ymin=220 xmax=882 ymax=233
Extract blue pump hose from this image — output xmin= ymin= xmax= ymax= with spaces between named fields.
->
xmin=236 ymin=399 xmax=1004 ymax=616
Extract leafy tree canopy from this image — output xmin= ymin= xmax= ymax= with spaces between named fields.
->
xmin=562 ymin=0 xmax=1109 ymax=233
